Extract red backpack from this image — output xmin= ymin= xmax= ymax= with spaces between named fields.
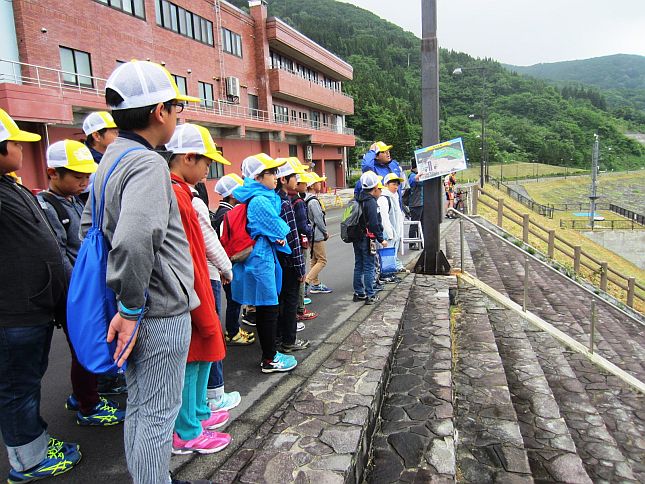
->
xmin=220 ymin=203 xmax=255 ymax=263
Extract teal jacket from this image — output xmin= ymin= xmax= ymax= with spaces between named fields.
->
xmin=231 ymin=178 xmax=290 ymax=306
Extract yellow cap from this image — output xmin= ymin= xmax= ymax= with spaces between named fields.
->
xmin=275 ymin=157 xmax=307 ymax=177
xmin=46 ymin=140 xmax=98 ymax=174
xmin=374 ymin=141 xmax=393 ymax=153
xmin=296 ymin=172 xmax=314 ymax=184
xmin=383 ymin=173 xmax=405 ymax=184
xmin=82 ymin=111 xmax=118 ymax=135
xmin=166 ymin=123 xmax=231 ymax=165
xmin=0 ymin=108 xmax=41 ymax=143
xmin=242 ymin=153 xmax=287 ymax=178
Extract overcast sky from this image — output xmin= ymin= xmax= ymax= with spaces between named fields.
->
xmin=336 ymin=0 xmax=645 ymax=66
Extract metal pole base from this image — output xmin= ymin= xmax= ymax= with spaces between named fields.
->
xmin=414 ymin=249 xmax=451 ymax=275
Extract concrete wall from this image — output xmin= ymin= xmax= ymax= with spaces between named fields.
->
xmin=582 ymin=231 xmax=645 ymax=269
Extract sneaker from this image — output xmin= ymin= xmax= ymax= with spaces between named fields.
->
xmin=373 ymin=284 xmax=384 ymax=292
xmin=398 ymin=268 xmax=410 ymax=274
xmin=365 ymin=295 xmax=380 ymax=305
xmin=226 ymin=329 xmax=255 ymax=345
xmin=172 ymin=430 xmax=231 ymax=455
xmin=281 ymin=339 xmax=310 ymax=353
xmin=97 ymin=373 xmax=127 ymax=395
xmin=65 ymin=394 xmax=118 ymax=412
xmin=297 ymin=309 xmax=318 ymax=321
xmin=208 ymin=391 xmax=241 ymax=412
xmin=201 ymin=410 xmax=230 ymax=430
xmin=241 ymin=310 xmax=256 ymax=326
xmin=352 ymin=293 xmax=367 ymax=302
xmin=76 ymin=399 xmax=125 ymax=426
xmin=379 ymin=276 xmax=397 ymax=284
xmin=309 ymin=284 xmax=333 ymax=294
xmin=261 ymin=352 xmax=297 ymax=373
xmin=7 ymin=438 xmax=81 ymax=483
xmin=304 ymin=297 xmax=312 ymax=305
xmin=296 ymin=321 xmax=305 ymax=332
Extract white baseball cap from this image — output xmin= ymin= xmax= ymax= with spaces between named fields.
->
xmin=241 ymin=153 xmax=286 ymax=179
xmin=276 ymin=157 xmax=307 ymax=178
xmin=360 ymin=171 xmax=384 ymax=189
xmin=46 ymin=140 xmax=98 ymax=174
xmin=166 ymin=123 xmax=230 ymax=165
xmin=82 ymin=111 xmax=117 ymax=135
xmin=106 ymin=60 xmax=199 ymax=110
xmin=215 ymin=173 xmax=244 ymax=198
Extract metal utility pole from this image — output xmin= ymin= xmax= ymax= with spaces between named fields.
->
xmin=589 ymin=134 xmax=600 ymax=230
xmin=418 ymin=0 xmax=449 ymax=274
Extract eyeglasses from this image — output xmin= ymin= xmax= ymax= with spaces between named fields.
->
xmin=156 ymin=101 xmax=185 ymax=114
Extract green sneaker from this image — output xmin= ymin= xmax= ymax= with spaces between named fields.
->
xmin=76 ymin=399 xmax=125 ymax=426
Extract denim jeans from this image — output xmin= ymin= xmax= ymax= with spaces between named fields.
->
xmin=353 ymin=238 xmax=375 ymax=298
xmin=210 ymin=279 xmax=222 ymax=316
xmin=277 ymin=265 xmax=301 ymax=346
xmin=0 ymin=324 xmax=54 ymax=471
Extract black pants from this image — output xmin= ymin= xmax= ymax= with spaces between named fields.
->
xmin=409 ymin=206 xmax=423 ymax=238
xmin=255 ymin=305 xmax=280 ymax=361
xmin=277 ymin=265 xmax=300 ymax=346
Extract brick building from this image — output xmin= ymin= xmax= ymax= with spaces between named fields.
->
xmin=0 ymin=0 xmax=355 ymax=201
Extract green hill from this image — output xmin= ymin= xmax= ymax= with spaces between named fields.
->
xmin=228 ymin=0 xmax=644 ymax=170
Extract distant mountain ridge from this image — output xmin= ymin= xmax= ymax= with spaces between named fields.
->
xmin=504 ymin=54 xmax=645 ymax=91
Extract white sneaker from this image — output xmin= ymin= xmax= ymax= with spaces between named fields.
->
xmin=208 ymin=391 xmax=241 ymax=412
xmin=296 ymin=322 xmax=305 ymax=332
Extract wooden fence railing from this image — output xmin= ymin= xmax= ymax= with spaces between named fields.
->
xmin=469 ymin=187 xmax=644 ymax=311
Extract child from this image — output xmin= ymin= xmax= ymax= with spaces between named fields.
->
xmin=165 ymin=124 xmax=232 ymax=455
xmin=38 ymin=140 xmax=126 ymax=427
xmin=377 ymin=173 xmax=405 ymax=283
xmin=0 ymin=108 xmax=82 ymax=482
xmin=213 ymin=174 xmax=255 ymax=346
xmin=353 ymin=171 xmax=387 ymax=305
xmin=304 ymin=173 xmax=333 ymax=294
xmin=275 ymin=159 xmax=310 ymax=353
xmin=83 ymin=111 xmax=119 ymax=163
xmin=80 ymin=60 xmax=200 ymax=483
xmin=231 ymin=154 xmax=297 ymax=373
xmin=290 ymin=170 xmax=318 ymax=323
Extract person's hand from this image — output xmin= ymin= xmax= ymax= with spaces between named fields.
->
xmin=276 ymin=239 xmax=286 ymax=246
xmin=415 ymin=173 xmax=421 ymax=181
xmin=299 ymin=275 xmax=306 ymax=283
xmin=107 ymin=313 xmax=139 ymax=368
xmin=381 ymin=240 xmax=389 ymax=247
xmin=369 ymin=142 xmax=379 ymax=152
xmin=220 ymin=273 xmax=231 ymax=285
xmin=323 ymin=233 xmax=329 ymax=241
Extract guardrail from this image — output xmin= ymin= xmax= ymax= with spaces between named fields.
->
xmin=0 ymin=58 xmax=354 ymax=137
xmin=468 ymin=186 xmax=644 ymax=311
xmin=488 ymin=177 xmax=554 ymax=218
xmin=609 ymin=204 xmax=645 ymax=226
xmin=560 ymin=218 xmax=645 ymax=230
xmin=549 ymin=202 xmax=610 ymax=212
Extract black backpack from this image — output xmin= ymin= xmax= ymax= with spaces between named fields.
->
xmin=40 ymin=191 xmax=72 ymax=235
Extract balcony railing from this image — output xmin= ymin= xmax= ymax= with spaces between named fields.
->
xmin=0 ymin=58 xmax=354 ymax=136
xmin=268 ymin=64 xmax=353 ymax=99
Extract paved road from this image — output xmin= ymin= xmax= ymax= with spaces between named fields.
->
xmin=0 ymin=208 xmax=423 ymax=482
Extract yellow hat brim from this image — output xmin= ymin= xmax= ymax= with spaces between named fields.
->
xmin=175 ymin=93 xmax=201 ymax=103
xmin=264 ymin=158 xmax=288 ymax=169
xmin=380 ymin=144 xmax=393 ymax=152
xmin=376 ymin=181 xmax=384 ymax=189
xmin=8 ymin=130 xmax=41 ymax=142
xmin=204 ymin=151 xmax=231 ymax=165
xmin=67 ymin=161 xmax=98 ymax=174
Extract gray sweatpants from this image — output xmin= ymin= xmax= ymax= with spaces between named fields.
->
xmin=124 ymin=314 xmax=191 ymax=484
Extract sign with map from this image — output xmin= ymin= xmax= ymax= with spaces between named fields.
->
xmin=415 ymin=137 xmax=467 ymax=181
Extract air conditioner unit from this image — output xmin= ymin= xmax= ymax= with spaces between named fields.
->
xmin=305 ymin=145 xmax=313 ymax=160
xmin=225 ymin=76 xmax=240 ymax=98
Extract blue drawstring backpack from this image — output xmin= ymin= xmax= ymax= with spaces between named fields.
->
xmin=67 ymin=147 xmax=145 ymax=374
xmin=378 ymin=246 xmax=397 ymax=274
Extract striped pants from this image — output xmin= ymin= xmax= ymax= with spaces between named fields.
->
xmin=124 ymin=314 xmax=191 ymax=484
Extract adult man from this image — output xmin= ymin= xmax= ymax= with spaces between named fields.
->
xmin=361 ymin=141 xmax=404 ymax=199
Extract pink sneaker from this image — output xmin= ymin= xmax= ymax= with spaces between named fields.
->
xmin=201 ymin=410 xmax=230 ymax=430
xmin=172 ymin=430 xmax=232 ymax=455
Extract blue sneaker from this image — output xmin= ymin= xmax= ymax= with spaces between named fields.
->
xmin=261 ymin=352 xmax=297 ymax=373
xmin=65 ymin=395 xmax=118 ymax=412
xmin=7 ymin=438 xmax=81 ymax=483
xmin=76 ymin=399 xmax=125 ymax=426
xmin=309 ymin=284 xmax=333 ymax=294
xmin=304 ymin=297 xmax=312 ymax=305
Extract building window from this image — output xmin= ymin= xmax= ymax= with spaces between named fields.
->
xmin=289 ymin=145 xmax=298 ymax=157
xmin=59 ymin=47 xmax=93 ymax=88
xmin=322 ymin=113 xmax=329 ymax=127
xmin=156 ymin=0 xmax=213 ymax=46
xmin=273 ymin=105 xmax=289 ymax=123
xmin=291 ymin=109 xmax=297 ymax=121
xmin=248 ymin=94 xmax=259 ymax=117
xmin=298 ymin=111 xmax=308 ymax=126
xmin=199 ymin=81 xmax=214 ymax=108
xmin=311 ymin=111 xmax=320 ymax=129
xmin=207 ymin=156 xmax=225 ymax=179
xmin=221 ymin=28 xmax=242 ymax=57
xmin=95 ymin=0 xmax=145 ymax=19
xmin=172 ymin=74 xmax=187 ymax=96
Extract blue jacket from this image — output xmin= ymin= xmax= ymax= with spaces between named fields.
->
xmin=357 ymin=189 xmax=384 ymax=243
xmin=231 ymin=178 xmax=290 ymax=306
xmin=357 ymin=150 xmax=404 ymax=203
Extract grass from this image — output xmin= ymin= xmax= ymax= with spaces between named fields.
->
xmin=475 ymin=184 xmax=645 ymax=313
xmin=522 ymin=170 xmax=645 ymax=215
xmin=456 ymin=162 xmax=586 ymax=184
